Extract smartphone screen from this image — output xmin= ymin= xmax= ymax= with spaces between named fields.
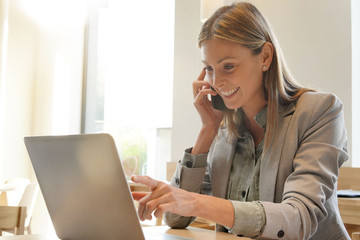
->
xmin=211 ymin=87 xmax=227 ymax=111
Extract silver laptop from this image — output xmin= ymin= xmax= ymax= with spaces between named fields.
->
xmin=24 ymin=133 xmax=190 ymax=240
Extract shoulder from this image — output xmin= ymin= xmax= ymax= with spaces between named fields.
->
xmin=296 ymin=91 xmax=342 ymax=107
xmin=294 ymin=91 xmax=343 ymax=119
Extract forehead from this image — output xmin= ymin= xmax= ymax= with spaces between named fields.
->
xmin=200 ymin=38 xmax=252 ymax=63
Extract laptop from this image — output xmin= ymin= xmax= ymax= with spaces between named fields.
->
xmin=24 ymin=133 xmax=190 ymax=240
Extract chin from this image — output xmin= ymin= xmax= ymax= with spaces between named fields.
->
xmin=225 ymin=105 xmax=240 ymax=110
xmin=225 ymin=101 xmax=242 ymax=110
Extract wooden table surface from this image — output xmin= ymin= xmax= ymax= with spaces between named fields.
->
xmin=0 ymin=226 xmax=250 ymax=240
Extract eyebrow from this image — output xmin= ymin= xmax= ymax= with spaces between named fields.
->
xmin=202 ymin=57 xmax=239 ymax=64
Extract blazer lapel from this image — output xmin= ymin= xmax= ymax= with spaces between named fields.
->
xmin=210 ymin=129 xmax=237 ymax=198
xmin=259 ymin=103 xmax=295 ymax=202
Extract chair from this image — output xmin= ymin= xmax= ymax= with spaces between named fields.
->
xmin=338 ymin=167 xmax=360 ymax=238
xmin=166 ymin=161 xmax=178 ymax=182
xmin=0 ymin=206 xmax=26 ymax=236
xmin=18 ymin=183 xmax=38 ymax=234
xmin=338 ymin=167 xmax=360 ymax=191
xmin=3 ymin=183 xmax=39 ymax=235
xmin=353 ymin=232 xmax=360 ymax=240
xmin=2 ymin=178 xmax=31 ymax=206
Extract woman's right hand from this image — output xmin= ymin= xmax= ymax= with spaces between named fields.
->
xmin=193 ymin=69 xmax=225 ymax=131
xmin=191 ymin=69 xmax=225 ymax=154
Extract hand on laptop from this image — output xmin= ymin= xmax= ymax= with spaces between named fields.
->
xmin=131 ymin=175 xmax=199 ymax=221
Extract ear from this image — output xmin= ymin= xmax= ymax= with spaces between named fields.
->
xmin=260 ymin=42 xmax=273 ymax=71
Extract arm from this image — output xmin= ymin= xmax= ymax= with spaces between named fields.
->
xmin=132 ymin=70 xmax=230 ymax=228
xmin=259 ymin=93 xmax=349 ymax=240
xmin=132 ymin=175 xmax=235 ymax=229
xmin=162 ymin=69 xmax=226 ymax=227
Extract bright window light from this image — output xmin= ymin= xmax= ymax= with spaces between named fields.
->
xmin=85 ymin=0 xmax=175 ymax=180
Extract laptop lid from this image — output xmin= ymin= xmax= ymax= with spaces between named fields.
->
xmin=25 ymin=133 xmax=147 ymax=240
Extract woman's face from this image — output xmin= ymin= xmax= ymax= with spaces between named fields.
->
xmin=201 ymin=38 xmax=267 ymax=111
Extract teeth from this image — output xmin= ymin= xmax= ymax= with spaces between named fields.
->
xmin=220 ymin=87 xmax=239 ymax=96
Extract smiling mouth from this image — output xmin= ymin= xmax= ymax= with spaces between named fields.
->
xmin=220 ymin=87 xmax=239 ymax=97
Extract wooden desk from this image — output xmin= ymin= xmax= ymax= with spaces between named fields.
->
xmin=144 ymin=226 xmax=250 ymax=240
xmin=0 ymin=226 xmax=250 ymax=240
xmin=338 ymin=197 xmax=360 ymax=236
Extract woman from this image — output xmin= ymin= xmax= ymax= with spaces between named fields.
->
xmin=132 ymin=2 xmax=349 ymax=239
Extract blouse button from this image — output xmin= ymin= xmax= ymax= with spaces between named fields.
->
xmin=175 ymin=178 xmax=180 ymax=185
xmin=277 ymin=230 xmax=285 ymax=238
xmin=241 ymin=191 xmax=246 ymax=198
xmin=185 ymin=161 xmax=193 ymax=168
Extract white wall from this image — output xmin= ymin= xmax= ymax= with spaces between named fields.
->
xmin=352 ymin=0 xmax=360 ymax=167
xmin=171 ymin=0 xmax=203 ymax=162
xmin=241 ymin=0 xmax=352 ymax=166
xmin=171 ymin=0 xmax=353 ymax=166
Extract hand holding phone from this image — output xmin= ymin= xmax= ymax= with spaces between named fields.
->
xmin=211 ymin=87 xmax=228 ymax=111
xmin=193 ymin=69 xmax=225 ymax=128
xmin=191 ymin=69 xmax=226 ymax=154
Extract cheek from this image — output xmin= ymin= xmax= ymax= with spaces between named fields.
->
xmin=242 ymin=67 xmax=263 ymax=86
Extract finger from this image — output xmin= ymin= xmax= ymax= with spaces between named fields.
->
xmin=136 ymin=184 xmax=163 ymax=221
xmin=137 ymin=183 xmax=172 ymax=220
xmin=137 ymin=196 xmax=146 ymax=221
xmin=142 ymin=193 xmax=170 ymax=220
xmin=132 ymin=192 xmax=148 ymax=201
xmin=131 ymin=175 xmax=159 ymax=191
xmin=143 ymin=199 xmax=158 ymax=220
xmin=193 ymin=80 xmax=210 ymax=91
xmin=138 ymin=192 xmax=159 ymax=221
xmin=194 ymin=88 xmax=217 ymax=108
xmin=197 ymin=68 xmax=206 ymax=81
xmin=154 ymin=203 xmax=173 ymax=218
xmin=192 ymin=81 xmax=214 ymax=98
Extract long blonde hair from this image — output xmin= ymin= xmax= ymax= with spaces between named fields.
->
xmin=198 ymin=2 xmax=312 ymax=148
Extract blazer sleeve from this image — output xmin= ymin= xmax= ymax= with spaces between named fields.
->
xmin=259 ymin=93 xmax=349 ymax=240
xmin=164 ymin=148 xmax=212 ymax=228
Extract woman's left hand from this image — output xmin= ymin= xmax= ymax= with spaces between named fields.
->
xmin=131 ymin=175 xmax=199 ymax=221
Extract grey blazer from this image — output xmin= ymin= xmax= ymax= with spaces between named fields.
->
xmin=164 ymin=92 xmax=350 ymax=240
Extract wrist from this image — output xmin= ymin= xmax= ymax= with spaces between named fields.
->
xmin=194 ymin=194 xmax=235 ymax=228
xmin=192 ymin=193 xmax=204 ymax=217
xmin=200 ymin=125 xmax=219 ymax=136
xmin=191 ymin=127 xmax=218 ymax=155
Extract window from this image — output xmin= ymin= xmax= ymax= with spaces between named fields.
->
xmin=83 ymin=0 xmax=175 ymax=179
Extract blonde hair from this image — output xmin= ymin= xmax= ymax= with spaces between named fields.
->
xmin=198 ymin=2 xmax=313 ymax=149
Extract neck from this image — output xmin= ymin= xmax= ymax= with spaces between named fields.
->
xmin=243 ymin=109 xmax=265 ymax=146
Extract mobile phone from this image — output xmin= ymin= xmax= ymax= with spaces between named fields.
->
xmin=211 ymin=87 xmax=227 ymax=111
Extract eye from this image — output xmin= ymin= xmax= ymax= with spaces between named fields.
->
xmin=204 ymin=66 xmax=213 ymax=72
xmin=224 ymin=64 xmax=234 ymax=70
